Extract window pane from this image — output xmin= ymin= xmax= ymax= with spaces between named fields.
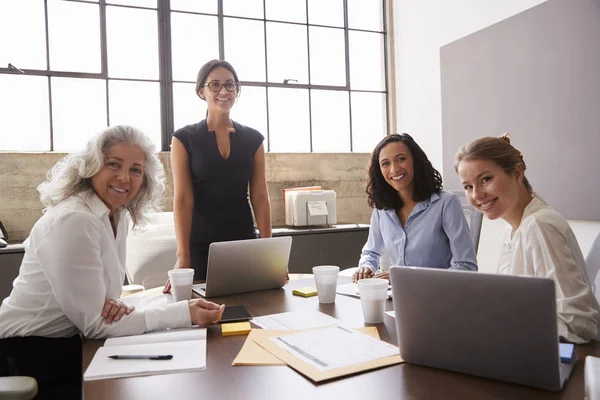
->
xmin=351 ymin=92 xmax=386 ymax=152
xmin=0 ymin=1 xmax=47 ymax=70
xmin=106 ymin=0 xmax=156 ymax=7
xmin=308 ymin=0 xmax=343 ymax=27
xmin=349 ymin=31 xmax=385 ymax=91
xmin=224 ymin=18 xmax=265 ymax=82
xmin=0 ymin=75 xmax=50 ymax=151
xmin=231 ymin=87 xmax=267 ymax=140
xmin=309 ymin=27 xmax=345 ymax=86
xmin=348 ymin=0 xmax=383 ymax=31
xmin=172 ymin=83 xmax=206 ymax=133
xmin=265 ymin=0 xmax=306 ymax=23
xmin=47 ymin=0 xmax=101 ymax=73
xmin=268 ymin=88 xmax=309 ymax=152
xmin=223 ymin=0 xmax=263 ymax=19
xmin=311 ymin=90 xmax=350 ymax=152
xmin=109 ymin=80 xmax=161 ymax=148
xmin=107 ymin=6 xmax=158 ymax=79
xmin=171 ymin=13 xmax=218 ymax=82
xmin=266 ymin=22 xmax=308 ymax=84
xmin=51 ymin=78 xmax=107 ymax=152
xmin=170 ymin=0 xmax=217 ymax=14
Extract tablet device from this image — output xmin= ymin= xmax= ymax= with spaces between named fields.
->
xmin=220 ymin=306 xmax=253 ymax=323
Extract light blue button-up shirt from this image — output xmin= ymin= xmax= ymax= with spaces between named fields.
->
xmin=359 ymin=190 xmax=478 ymax=272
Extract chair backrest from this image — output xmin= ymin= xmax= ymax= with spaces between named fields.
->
xmin=451 ymin=190 xmax=483 ymax=254
xmin=125 ymin=212 xmax=176 ymax=285
xmin=585 ymin=232 xmax=600 ymax=294
xmin=142 ymin=272 xmax=169 ymax=290
xmin=0 ymin=376 xmax=38 ymax=400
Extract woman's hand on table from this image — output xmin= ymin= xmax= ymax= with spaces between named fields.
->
xmin=189 ymin=299 xmax=225 ymax=327
xmin=163 ymin=258 xmax=190 ymax=293
xmin=102 ymin=299 xmax=134 ymax=324
xmin=373 ymin=271 xmax=390 ymax=281
xmin=352 ymin=266 xmax=374 ymax=283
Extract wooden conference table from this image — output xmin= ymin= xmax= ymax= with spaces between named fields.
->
xmin=83 ymin=276 xmax=600 ymax=400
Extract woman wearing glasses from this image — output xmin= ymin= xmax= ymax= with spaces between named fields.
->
xmin=165 ymin=60 xmax=272 ymax=285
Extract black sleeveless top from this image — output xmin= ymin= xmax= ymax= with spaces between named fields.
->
xmin=173 ymin=119 xmax=264 ymax=245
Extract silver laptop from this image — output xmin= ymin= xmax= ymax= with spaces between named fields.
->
xmin=192 ymin=236 xmax=292 ymax=298
xmin=390 ymin=266 xmax=575 ymax=391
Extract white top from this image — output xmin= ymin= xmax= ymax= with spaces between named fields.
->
xmin=0 ymin=190 xmax=191 ymax=339
xmin=498 ymin=196 xmax=600 ymax=343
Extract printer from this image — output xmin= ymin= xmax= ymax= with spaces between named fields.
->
xmin=284 ymin=188 xmax=337 ymax=227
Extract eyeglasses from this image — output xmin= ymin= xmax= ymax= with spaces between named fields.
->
xmin=204 ymin=81 xmax=239 ymax=92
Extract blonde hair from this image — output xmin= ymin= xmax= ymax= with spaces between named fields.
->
xmin=37 ymin=125 xmax=165 ymax=228
xmin=454 ymin=133 xmax=532 ymax=193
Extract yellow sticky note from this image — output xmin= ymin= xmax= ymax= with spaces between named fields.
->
xmin=222 ymin=321 xmax=252 ymax=336
xmin=292 ymin=287 xmax=318 ymax=298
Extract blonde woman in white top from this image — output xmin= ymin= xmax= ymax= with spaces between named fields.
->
xmin=455 ymin=134 xmax=600 ymax=344
xmin=0 ymin=126 xmax=224 ymax=399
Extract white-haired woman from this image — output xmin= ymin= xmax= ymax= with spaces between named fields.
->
xmin=0 ymin=125 xmax=224 ymax=399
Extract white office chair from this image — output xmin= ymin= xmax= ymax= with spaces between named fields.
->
xmin=142 ymin=272 xmax=169 ymax=290
xmin=125 ymin=212 xmax=177 ymax=286
xmin=585 ymin=232 xmax=600 ymax=295
xmin=451 ymin=191 xmax=483 ymax=254
xmin=0 ymin=377 xmax=38 ymax=400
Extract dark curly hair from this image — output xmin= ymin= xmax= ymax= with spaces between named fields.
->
xmin=367 ymin=133 xmax=443 ymax=210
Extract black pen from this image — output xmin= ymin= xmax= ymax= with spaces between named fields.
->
xmin=108 ymin=355 xmax=173 ymax=360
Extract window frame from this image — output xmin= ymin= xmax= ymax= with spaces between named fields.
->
xmin=0 ymin=0 xmax=389 ymax=152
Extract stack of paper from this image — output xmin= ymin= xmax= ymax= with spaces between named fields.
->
xmin=84 ymin=327 xmax=207 ymax=381
xmin=251 ymin=310 xmax=340 ymax=330
xmin=244 ymin=325 xmax=403 ymax=382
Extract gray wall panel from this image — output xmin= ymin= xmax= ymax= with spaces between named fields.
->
xmin=440 ymin=0 xmax=600 ymax=220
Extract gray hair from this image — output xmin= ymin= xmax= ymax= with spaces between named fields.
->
xmin=37 ymin=125 xmax=166 ymax=228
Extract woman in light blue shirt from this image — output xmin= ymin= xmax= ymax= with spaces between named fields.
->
xmin=353 ymin=134 xmax=477 ymax=282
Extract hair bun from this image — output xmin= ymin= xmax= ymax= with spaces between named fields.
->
xmin=498 ymin=132 xmax=511 ymax=144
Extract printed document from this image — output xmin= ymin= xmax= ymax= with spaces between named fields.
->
xmin=270 ymin=325 xmax=399 ymax=371
xmin=252 ymin=310 xmax=340 ymax=330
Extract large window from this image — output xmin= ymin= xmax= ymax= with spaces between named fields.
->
xmin=0 ymin=0 xmax=388 ymax=152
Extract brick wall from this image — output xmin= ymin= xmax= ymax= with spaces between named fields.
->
xmin=0 ymin=152 xmax=372 ymax=242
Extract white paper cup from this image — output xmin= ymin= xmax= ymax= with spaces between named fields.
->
xmin=358 ymin=278 xmax=389 ymax=323
xmin=313 ymin=265 xmax=340 ymax=303
xmin=168 ymin=268 xmax=195 ymax=302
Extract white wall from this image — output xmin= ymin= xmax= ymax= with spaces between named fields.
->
xmin=393 ymin=0 xmax=547 ymax=171
xmin=392 ymin=0 xmax=600 ymax=271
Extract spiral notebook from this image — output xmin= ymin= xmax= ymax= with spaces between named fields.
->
xmin=84 ymin=327 xmax=207 ymax=381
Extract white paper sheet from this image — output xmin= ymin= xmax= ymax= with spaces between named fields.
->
xmin=84 ymin=339 xmax=206 ymax=381
xmin=385 ymin=311 xmax=395 ymax=318
xmin=270 ymin=325 xmax=399 ymax=371
xmin=252 ymin=311 xmax=340 ymax=330
xmin=336 ymin=283 xmax=392 ymax=299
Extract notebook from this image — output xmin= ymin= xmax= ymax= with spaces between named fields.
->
xmin=193 ymin=236 xmax=292 ymax=298
xmin=83 ymin=327 xmax=207 ymax=381
xmin=390 ymin=266 xmax=575 ymax=391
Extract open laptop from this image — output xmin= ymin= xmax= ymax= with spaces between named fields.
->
xmin=390 ymin=266 xmax=575 ymax=391
xmin=193 ymin=236 xmax=292 ymax=298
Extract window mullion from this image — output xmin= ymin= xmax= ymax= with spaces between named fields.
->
xmin=343 ymin=0 xmax=353 ymax=151
xmin=263 ymin=0 xmax=270 ymax=151
xmin=218 ymin=0 xmax=224 ymax=59
xmin=43 ymin=0 xmax=54 ymax=151
xmin=158 ymin=0 xmax=174 ymax=151
xmin=305 ymin=0 xmax=313 ymax=152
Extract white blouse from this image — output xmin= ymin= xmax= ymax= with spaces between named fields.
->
xmin=498 ymin=196 xmax=600 ymax=343
xmin=0 ymin=190 xmax=191 ymax=339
